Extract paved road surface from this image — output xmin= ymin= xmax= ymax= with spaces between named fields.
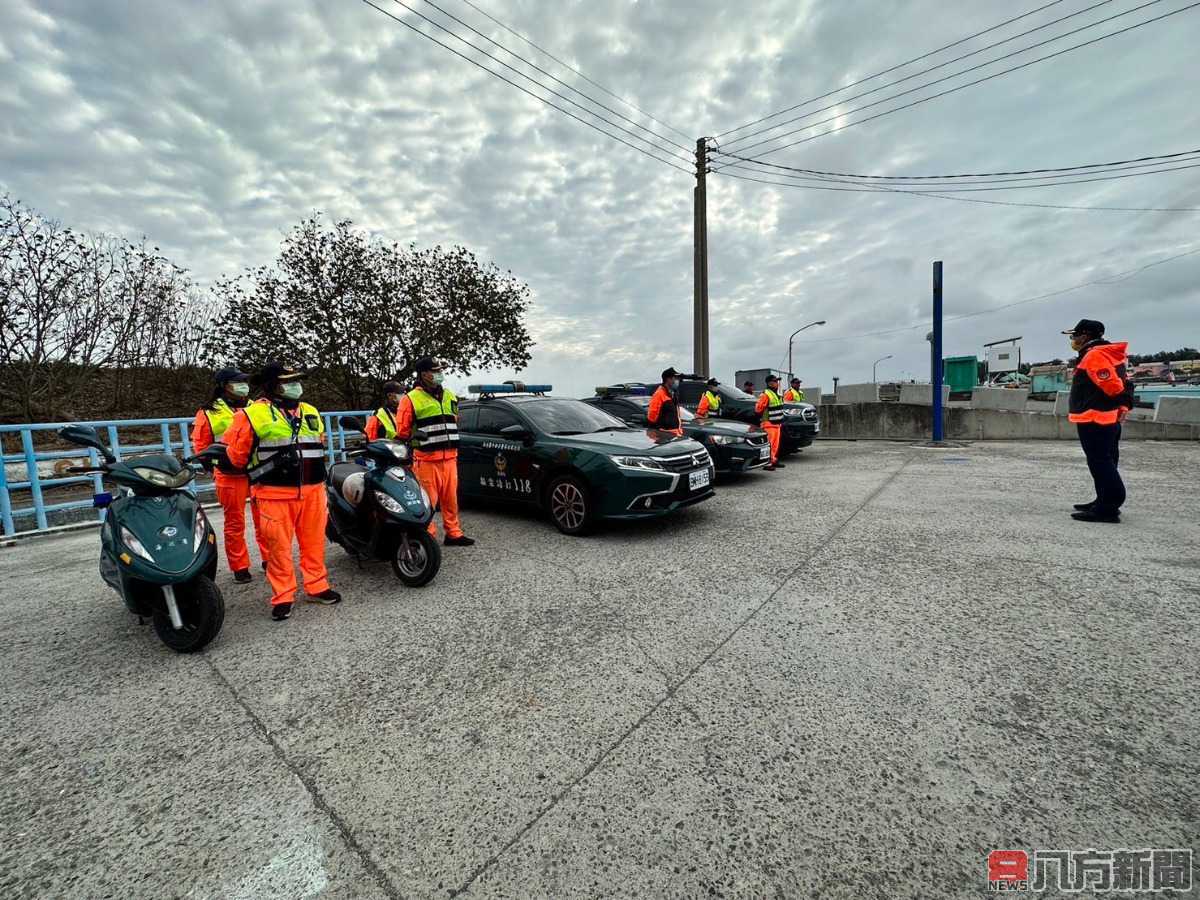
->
xmin=2 ymin=440 xmax=1197 ymax=898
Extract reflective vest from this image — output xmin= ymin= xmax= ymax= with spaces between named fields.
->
xmin=408 ymin=387 xmax=459 ymax=451
xmin=702 ymin=390 xmax=721 ymax=416
xmin=244 ymin=400 xmax=327 ymax=486
xmin=784 ymin=387 xmax=805 ymax=403
xmin=203 ymin=399 xmax=243 ymax=474
xmin=762 ymin=389 xmax=785 ymax=424
xmin=1068 ymin=340 xmax=1134 ymax=425
xmin=373 ymin=405 xmax=398 ymax=439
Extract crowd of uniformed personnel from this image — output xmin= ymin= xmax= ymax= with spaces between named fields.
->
xmin=193 ymin=317 xmax=1133 ymax=619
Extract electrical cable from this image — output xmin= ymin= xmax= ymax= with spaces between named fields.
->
xmin=714 ymin=0 xmax=1070 ymax=139
xmin=355 ymin=0 xmax=692 ymax=173
xmin=715 ymin=0 xmax=1198 ymax=164
xmin=455 ymin=0 xmax=693 ymax=142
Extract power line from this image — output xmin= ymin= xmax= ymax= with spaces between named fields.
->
xmin=715 ymin=0 xmax=1198 ymax=164
xmin=714 ymin=159 xmax=1200 ymax=192
xmin=713 ymin=0 xmax=1070 ymax=139
xmin=718 ymin=0 xmax=1116 ymax=151
xmin=711 ymin=147 xmax=1200 ymax=182
xmin=418 ymin=0 xmax=692 ymax=155
xmin=713 ymin=169 xmax=1200 ymax=211
xmin=787 ymin=247 xmax=1200 ymax=346
xmin=355 ymin=0 xmax=692 ymax=173
xmin=455 ymin=0 xmax=692 ymax=142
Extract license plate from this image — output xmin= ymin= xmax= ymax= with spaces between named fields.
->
xmin=759 ymin=447 xmax=770 ymax=460
xmin=689 ymin=468 xmax=711 ymax=491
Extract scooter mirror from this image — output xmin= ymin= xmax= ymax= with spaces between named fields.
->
xmin=58 ymin=425 xmax=115 ymax=462
xmin=340 ymin=415 xmax=365 ymax=433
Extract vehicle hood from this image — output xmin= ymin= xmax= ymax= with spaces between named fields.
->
xmin=687 ymin=419 xmax=752 ymax=436
xmin=550 ymin=429 xmax=705 ymax=454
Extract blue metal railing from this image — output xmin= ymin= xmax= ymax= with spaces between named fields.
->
xmin=0 ymin=410 xmax=371 ymax=536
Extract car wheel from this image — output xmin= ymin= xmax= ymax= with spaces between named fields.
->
xmin=546 ymin=474 xmax=593 ymax=536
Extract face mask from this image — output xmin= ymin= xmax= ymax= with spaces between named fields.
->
xmin=432 ymin=373 xmax=445 ymax=386
xmin=278 ymin=382 xmax=303 ymax=400
xmin=228 ymin=382 xmax=250 ymax=398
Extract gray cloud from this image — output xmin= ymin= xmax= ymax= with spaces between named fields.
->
xmin=2 ymin=0 xmax=1197 ymax=399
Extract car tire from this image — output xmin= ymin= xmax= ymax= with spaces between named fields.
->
xmin=546 ymin=474 xmax=593 ymax=536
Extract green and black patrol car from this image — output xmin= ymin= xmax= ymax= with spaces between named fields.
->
xmin=584 ymin=385 xmax=770 ymax=475
xmin=676 ymin=377 xmax=820 ymax=454
xmin=457 ymin=384 xmax=716 ymax=535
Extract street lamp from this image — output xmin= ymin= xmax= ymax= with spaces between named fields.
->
xmin=787 ymin=320 xmax=827 ymax=382
xmin=873 ymin=354 xmax=893 ymax=383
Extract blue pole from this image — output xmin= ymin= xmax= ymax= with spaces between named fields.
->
xmin=932 ymin=260 xmax=944 ymax=442
xmin=20 ymin=428 xmax=49 ymax=531
xmin=0 ymin=433 xmax=13 ymax=536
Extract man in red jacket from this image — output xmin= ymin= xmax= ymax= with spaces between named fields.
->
xmin=1063 ymin=319 xmax=1134 ymax=523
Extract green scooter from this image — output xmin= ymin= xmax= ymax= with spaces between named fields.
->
xmin=59 ymin=425 xmax=225 ymax=653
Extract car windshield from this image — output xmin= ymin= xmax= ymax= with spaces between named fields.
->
xmin=523 ymin=399 xmax=628 ymax=434
xmin=626 ymin=395 xmax=695 ymax=421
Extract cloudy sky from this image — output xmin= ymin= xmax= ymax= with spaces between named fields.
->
xmin=2 ymin=0 xmax=1198 ymax=398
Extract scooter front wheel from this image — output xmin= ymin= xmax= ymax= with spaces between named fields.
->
xmin=152 ymin=575 xmax=225 ymax=653
xmin=392 ymin=531 xmax=441 ymax=587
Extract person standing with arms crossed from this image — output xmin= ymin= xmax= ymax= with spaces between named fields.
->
xmin=222 ymin=362 xmax=342 ymax=620
xmin=191 ymin=367 xmax=267 ymax=583
xmin=756 ymin=373 xmax=786 ymax=470
xmin=1063 ymin=319 xmax=1134 ymax=523
xmin=395 ymin=357 xmax=475 ymax=546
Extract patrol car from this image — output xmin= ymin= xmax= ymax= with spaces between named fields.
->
xmin=584 ymin=386 xmax=770 ymax=475
xmin=675 ymin=377 xmax=820 ymax=454
xmin=457 ymin=384 xmax=716 ymax=535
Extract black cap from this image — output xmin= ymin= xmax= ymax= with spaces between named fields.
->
xmin=253 ymin=361 xmax=305 ymax=387
xmin=1063 ymin=318 xmax=1105 ymax=337
xmin=661 ymin=366 xmax=680 ymax=381
xmin=765 ymin=372 xmax=780 ymax=384
xmin=413 ymin=356 xmax=440 ymax=373
xmin=383 ymin=380 xmax=403 ymax=395
xmin=214 ymin=367 xmax=249 ymax=384
xmin=790 ymin=376 xmax=801 ymax=385
xmin=706 ymin=377 xmax=719 ymax=387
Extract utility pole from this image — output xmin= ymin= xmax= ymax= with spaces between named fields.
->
xmin=932 ymin=260 xmax=944 ymax=442
xmin=693 ymin=138 xmax=709 ymax=377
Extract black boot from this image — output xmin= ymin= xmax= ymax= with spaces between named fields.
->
xmin=271 ymin=602 xmax=293 ymax=621
xmin=1073 ymin=500 xmax=1097 ymax=511
xmin=233 ymin=568 xmax=252 ymax=584
xmin=307 ymin=589 xmax=342 ymax=605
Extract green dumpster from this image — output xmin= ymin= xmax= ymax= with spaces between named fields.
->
xmin=943 ymin=356 xmax=979 ymax=394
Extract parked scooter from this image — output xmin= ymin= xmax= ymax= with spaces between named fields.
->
xmin=59 ymin=424 xmax=225 ymax=653
xmin=325 ymin=416 xmax=441 ymax=587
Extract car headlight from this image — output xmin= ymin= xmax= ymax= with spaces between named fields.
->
xmin=194 ymin=509 xmax=207 ymax=552
xmin=782 ymin=408 xmax=802 ymax=417
xmin=707 ymin=434 xmax=736 ymax=445
xmin=133 ymin=466 xmax=192 ymax=488
xmin=120 ymin=525 xmax=154 ymax=561
xmin=611 ymin=455 xmax=665 ymax=471
xmin=374 ymin=490 xmax=405 ymax=514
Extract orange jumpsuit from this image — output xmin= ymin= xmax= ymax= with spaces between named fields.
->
xmin=222 ymin=401 xmax=332 ymax=607
xmin=647 ymin=385 xmax=684 ymax=436
xmin=755 ymin=391 xmax=782 ymax=464
xmin=396 ymin=391 xmax=464 ymax=540
xmin=191 ymin=409 xmax=266 ymax=573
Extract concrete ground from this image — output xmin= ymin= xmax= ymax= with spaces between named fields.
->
xmin=1 ymin=440 xmax=1197 ymax=899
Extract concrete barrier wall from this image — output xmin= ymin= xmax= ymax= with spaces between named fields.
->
xmin=1155 ymin=396 xmax=1200 ymax=424
xmin=1054 ymin=391 xmax=1071 ymax=416
xmin=972 ymin=387 xmax=1030 ymax=411
xmin=834 ymin=383 xmax=879 ymax=404
xmin=801 ymin=387 xmax=822 ymax=407
xmin=898 ymin=383 xmax=950 ymax=406
xmin=817 ymin=402 xmax=1200 ymax=441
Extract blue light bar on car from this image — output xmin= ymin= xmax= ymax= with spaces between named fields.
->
xmin=595 ymin=384 xmax=650 ymax=395
xmin=468 ymin=383 xmax=552 ymax=394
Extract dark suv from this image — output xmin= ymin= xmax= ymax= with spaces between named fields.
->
xmin=457 ymin=389 xmax=715 ymax=535
xmin=583 ymin=387 xmax=770 ymax=475
xmin=676 ymin=378 xmax=819 ymax=454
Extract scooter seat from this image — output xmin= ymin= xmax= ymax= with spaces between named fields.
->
xmin=329 ymin=462 xmax=366 ymax=506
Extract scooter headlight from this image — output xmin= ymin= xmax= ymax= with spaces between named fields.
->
xmin=194 ymin=508 xmax=207 ymax=552
xmin=120 ymin=525 xmax=154 ymax=562
xmin=133 ymin=466 xmax=193 ymax=488
xmin=374 ymin=490 xmax=405 ymax=515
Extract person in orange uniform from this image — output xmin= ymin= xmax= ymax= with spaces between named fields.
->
xmin=783 ymin=377 xmax=805 ymax=403
xmin=191 ymin=367 xmax=266 ymax=583
xmin=1063 ymin=318 xmax=1134 ymax=523
xmin=222 ymin=362 xmax=341 ymax=620
xmin=696 ymin=378 xmax=722 ymax=418
xmin=647 ymin=367 xmax=684 ymax=436
xmin=365 ymin=380 xmax=404 ymax=440
xmin=395 ymin=357 xmax=475 ymax=546
xmin=755 ymin=373 xmax=786 ymax=470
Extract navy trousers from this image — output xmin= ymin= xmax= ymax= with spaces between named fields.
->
xmin=1076 ymin=422 xmax=1125 ymax=514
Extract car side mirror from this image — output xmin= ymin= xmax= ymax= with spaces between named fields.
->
xmin=500 ymin=423 xmax=532 ymax=441
xmin=339 ymin=415 xmax=365 ymax=433
xmin=58 ymin=425 xmax=115 ymax=462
